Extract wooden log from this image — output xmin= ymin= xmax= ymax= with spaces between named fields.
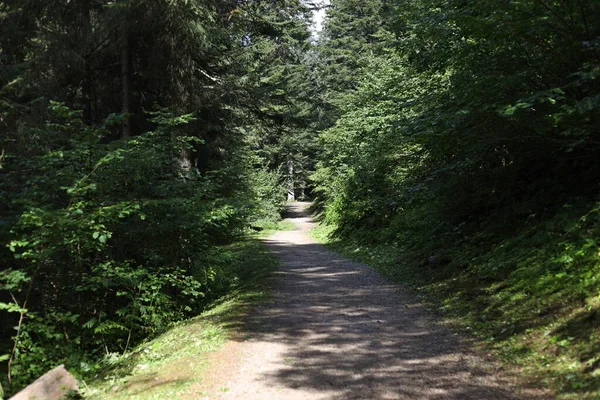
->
xmin=10 ymin=364 xmax=78 ymax=400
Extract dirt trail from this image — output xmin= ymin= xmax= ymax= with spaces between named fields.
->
xmin=209 ymin=202 xmax=536 ymax=399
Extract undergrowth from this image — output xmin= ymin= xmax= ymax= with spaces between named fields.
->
xmin=312 ymin=201 xmax=600 ymax=399
xmin=83 ymin=235 xmax=279 ymax=399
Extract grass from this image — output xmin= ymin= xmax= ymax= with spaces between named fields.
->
xmin=311 ymin=203 xmax=600 ymax=399
xmin=251 ymin=218 xmax=296 ymax=235
xmin=83 ymin=234 xmax=282 ymax=399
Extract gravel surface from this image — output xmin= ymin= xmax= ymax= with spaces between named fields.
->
xmin=216 ymin=202 xmax=537 ymax=399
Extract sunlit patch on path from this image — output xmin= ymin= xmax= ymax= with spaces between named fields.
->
xmin=209 ymin=202 xmax=533 ymax=400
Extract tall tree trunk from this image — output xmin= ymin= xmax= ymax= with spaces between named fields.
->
xmin=287 ymin=159 xmax=295 ymax=201
xmin=121 ymin=20 xmax=132 ymax=138
xmin=82 ymin=63 xmax=96 ymax=124
xmin=80 ymin=0 xmax=95 ymax=125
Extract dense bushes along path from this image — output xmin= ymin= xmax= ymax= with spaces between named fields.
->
xmin=201 ymin=203 xmax=546 ymax=399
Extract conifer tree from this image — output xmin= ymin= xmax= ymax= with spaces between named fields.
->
xmin=317 ymin=0 xmax=387 ymax=102
xmin=0 ymin=0 xmax=317 ymax=393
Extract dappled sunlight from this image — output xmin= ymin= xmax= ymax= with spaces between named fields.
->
xmin=240 ymin=243 xmax=516 ymax=399
xmin=218 ymin=203 xmax=532 ymax=399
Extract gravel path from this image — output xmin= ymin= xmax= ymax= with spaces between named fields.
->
xmin=217 ymin=202 xmax=532 ymax=399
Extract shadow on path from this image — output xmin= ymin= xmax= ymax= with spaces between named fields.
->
xmin=224 ymin=203 xmax=539 ymax=399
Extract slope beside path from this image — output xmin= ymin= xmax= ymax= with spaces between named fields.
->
xmin=202 ymin=202 xmax=542 ymax=400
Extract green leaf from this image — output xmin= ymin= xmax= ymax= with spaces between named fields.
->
xmin=0 ymin=302 xmax=28 ymax=314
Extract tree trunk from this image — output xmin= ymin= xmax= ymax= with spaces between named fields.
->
xmin=121 ymin=20 xmax=131 ymax=138
xmin=80 ymin=0 xmax=95 ymax=125
xmin=287 ymin=159 xmax=295 ymax=201
xmin=82 ymin=63 xmax=96 ymax=124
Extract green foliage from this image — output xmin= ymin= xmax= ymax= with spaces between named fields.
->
xmin=246 ymin=166 xmax=287 ymax=225
xmin=313 ymin=0 xmax=600 ymax=397
xmin=0 ymin=105 xmax=277 ymax=395
xmin=85 ymin=237 xmax=279 ymax=399
xmin=316 ymin=201 xmax=600 ymax=398
xmin=240 ymin=0 xmax=319 ymax=201
xmin=0 ymin=0 xmax=313 ymax=393
xmin=316 ymin=0 xmax=600 ymax=231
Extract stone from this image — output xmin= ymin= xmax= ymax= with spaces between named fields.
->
xmin=10 ymin=364 xmax=78 ymax=400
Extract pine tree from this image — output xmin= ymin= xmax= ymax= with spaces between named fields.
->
xmin=318 ymin=0 xmax=387 ymax=101
xmin=237 ymin=0 xmax=319 ymax=199
xmin=0 ymin=0 xmax=319 ymax=393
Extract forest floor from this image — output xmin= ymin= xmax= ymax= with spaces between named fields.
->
xmin=187 ymin=202 xmax=548 ymax=399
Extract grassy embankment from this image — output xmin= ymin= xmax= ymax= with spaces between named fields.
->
xmin=312 ymin=202 xmax=600 ymax=399
xmin=82 ymin=222 xmax=290 ymax=399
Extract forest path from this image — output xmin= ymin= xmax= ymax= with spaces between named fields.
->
xmin=203 ymin=202 xmax=528 ymax=400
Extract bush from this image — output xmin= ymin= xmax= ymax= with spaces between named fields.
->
xmin=0 ymin=105 xmax=266 ymax=394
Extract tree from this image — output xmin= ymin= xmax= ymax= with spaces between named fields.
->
xmin=314 ymin=0 xmax=600 ymax=235
xmin=317 ymin=0 xmax=387 ymax=107
xmin=0 ymin=0 xmax=317 ymax=394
